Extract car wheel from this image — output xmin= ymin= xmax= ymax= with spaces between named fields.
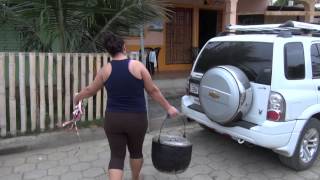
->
xmin=279 ymin=118 xmax=320 ymax=171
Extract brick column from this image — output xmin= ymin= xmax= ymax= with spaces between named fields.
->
xmin=192 ymin=7 xmax=199 ymax=48
xmin=297 ymin=0 xmax=316 ymax=23
xmin=225 ymin=0 xmax=239 ymax=26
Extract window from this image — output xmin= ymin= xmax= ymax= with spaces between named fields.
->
xmin=311 ymin=44 xmax=320 ymax=78
xmin=238 ymin=15 xmax=264 ymax=25
xmin=125 ymin=27 xmax=140 ymax=37
xmin=194 ymin=41 xmax=273 ymax=85
xmin=284 ymin=42 xmax=305 ymax=80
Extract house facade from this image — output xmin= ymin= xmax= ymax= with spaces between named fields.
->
xmin=126 ymin=0 xmax=320 ymax=72
xmin=1 ymin=0 xmax=317 ymax=73
xmin=125 ymin=0 xmax=270 ymax=72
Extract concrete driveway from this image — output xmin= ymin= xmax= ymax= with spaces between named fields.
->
xmin=1 ymin=123 xmax=320 ymax=180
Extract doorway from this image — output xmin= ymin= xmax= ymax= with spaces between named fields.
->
xmin=199 ymin=10 xmax=218 ymax=49
xmin=166 ymin=8 xmax=193 ymax=64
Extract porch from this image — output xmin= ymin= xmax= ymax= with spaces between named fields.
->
xmin=125 ymin=0 xmax=242 ymax=72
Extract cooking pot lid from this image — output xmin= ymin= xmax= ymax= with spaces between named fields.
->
xmin=153 ymin=134 xmax=192 ymax=147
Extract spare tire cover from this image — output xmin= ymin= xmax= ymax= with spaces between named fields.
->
xmin=199 ymin=65 xmax=251 ymax=124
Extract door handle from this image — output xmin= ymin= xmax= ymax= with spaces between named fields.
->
xmin=318 ymin=86 xmax=320 ymax=91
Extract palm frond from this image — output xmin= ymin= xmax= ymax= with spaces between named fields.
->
xmin=0 ymin=0 xmax=171 ymax=52
xmin=90 ymin=0 xmax=171 ymax=50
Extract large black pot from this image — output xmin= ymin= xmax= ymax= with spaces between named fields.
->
xmin=151 ymin=116 xmax=192 ymax=174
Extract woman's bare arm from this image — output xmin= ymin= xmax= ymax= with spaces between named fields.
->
xmin=140 ymin=62 xmax=179 ymax=117
xmin=74 ymin=64 xmax=110 ymax=104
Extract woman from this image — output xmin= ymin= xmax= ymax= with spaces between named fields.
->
xmin=74 ymin=33 xmax=179 ymax=180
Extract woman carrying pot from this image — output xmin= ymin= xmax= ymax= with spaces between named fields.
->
xmin=74 ymin=33 xmax=179 ymax=180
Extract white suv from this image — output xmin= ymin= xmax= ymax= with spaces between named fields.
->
xmin=182 ymin=21 xmax=320 ymax=170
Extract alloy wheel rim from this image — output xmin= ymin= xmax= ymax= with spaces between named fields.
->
xmin=300 ymin=128 xmax=319 ymax=164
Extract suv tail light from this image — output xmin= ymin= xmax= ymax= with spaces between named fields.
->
xmin=267 ymin=92 xmax=286 ymax=122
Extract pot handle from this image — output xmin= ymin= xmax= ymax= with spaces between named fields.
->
xmin=158 ymin=114 xmax=187 ymax=142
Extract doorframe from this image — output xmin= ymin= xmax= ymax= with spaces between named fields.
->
xmin=159 ymin=4 xmax=224 ymax=71
xmin=198 ymin=9 xmax=222 ymax=49
xmin=192 ymin=7 xmax=223 ymax=49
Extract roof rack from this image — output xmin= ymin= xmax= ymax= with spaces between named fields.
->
xmin=281 ymin=21 xmax=320 ymax=31
xmin=225 ymin=21 xmax=320 ymax=37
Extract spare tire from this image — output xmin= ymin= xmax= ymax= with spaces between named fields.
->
xmin=199 ymin=65 xmax=253 ymax=124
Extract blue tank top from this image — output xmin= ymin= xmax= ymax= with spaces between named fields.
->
xmin=104 ymin=59 xmax=146 ymax=112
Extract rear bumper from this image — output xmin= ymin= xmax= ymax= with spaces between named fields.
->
xmin=182 ymin=95 xmax=300 ymax=155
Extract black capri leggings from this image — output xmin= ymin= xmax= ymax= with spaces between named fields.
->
xmin=104 ymin=112 xmax=148 ymax=170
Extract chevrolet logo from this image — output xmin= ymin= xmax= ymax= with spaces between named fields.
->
xmin=209 ymin=91 xmax=220 ymax=99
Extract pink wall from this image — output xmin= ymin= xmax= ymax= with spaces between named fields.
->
xmin=170 ymin=0 xmax=224 ymax=7
xmin=170 ymin=0 xmax=204 ymax=6
xmin=125 ymin=30 xmax=163 ymax=46
xmin=237 ymin=0 xmax=269 ymax=14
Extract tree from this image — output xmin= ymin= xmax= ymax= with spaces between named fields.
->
xmin=0 ymin=0 xmax=171 ymax=52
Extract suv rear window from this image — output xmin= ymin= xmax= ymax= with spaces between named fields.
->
xmin=311 ymin=44 xmax=320 ymax=78
xmin=194 ymin=41 xmax=273 ymax=85
xmin=284 ymin=42 xmax=305 ymax=80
